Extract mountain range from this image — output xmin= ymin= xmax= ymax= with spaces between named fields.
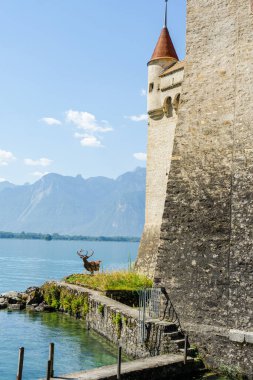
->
xmin=0 ymin=168 xmax=146 ymax=237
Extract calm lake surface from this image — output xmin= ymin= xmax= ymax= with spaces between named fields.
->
xmin=0 ymin=239 xmax=138 ymax=379
xmin=0 ymin=239 xmax=139 ymax=293
xmin=0 ymin=311 xmax=124 ymax=380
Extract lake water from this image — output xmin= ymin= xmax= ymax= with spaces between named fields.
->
xmin=0 ymin=239 xmax=139 ymax=293
xmin=0 ymin=239 xmax=138 ymax=379
xmin=0 ymin=311 xmax=124 ymax=380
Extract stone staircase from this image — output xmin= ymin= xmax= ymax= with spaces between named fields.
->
xmin=155 ymin=321 xmax=196 ymax=357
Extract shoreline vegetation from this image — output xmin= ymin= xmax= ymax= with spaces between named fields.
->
xmin=0 ymin=231 xmax=140 ymax=242
xmin=65 ymin=272 xmax=153 ymax=291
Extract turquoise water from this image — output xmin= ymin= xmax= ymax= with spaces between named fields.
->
xmin=0 ymin=311 xmax=124 ymax=380
xmin=0 ymin=239 xmax=138 ymax=379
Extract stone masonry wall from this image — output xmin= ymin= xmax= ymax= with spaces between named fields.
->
xmin=154 ymin=0 xmax=253 ymax=377
xmin=46 ymin=282 xmax=180 ymax=359
xmin=136 ymin=115 xmax=177 ymax=277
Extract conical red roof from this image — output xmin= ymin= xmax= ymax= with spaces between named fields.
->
xmin=150 ymin=27 xmax=178 ymax=62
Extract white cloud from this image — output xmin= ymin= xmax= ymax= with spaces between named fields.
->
xmin=140 ymin=89 xmax=147 ymax=97
xmin=74 ymin=132 xmax=85 ymax=139
xmin=31 ymin=171 xmax=50 ymax=178
xmin=0 ymin=149 xmax=16 ymax=166
xmin=133 ymin=152 xmax=147 ymax=161
xmin=79 ymin=135 xmax=104 ymax=148
xmin=66 ymin=110 xmax=113 ymax=133
xmin=24 ymin=158 xmax=53 ymax=167
xmin=41 ymin=117 xmax=62 ymax=126
xmin=125 ymin=114 xmax=148 ymax=122
xmin=0 ymin=178 xmax=7 ymax=182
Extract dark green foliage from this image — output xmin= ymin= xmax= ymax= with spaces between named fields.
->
xmin=43 ymin=284 xmax=61 ymax=309
xmin=0 ymin=231 xmax=140 ymax=242
xmin=42 ymin=284 xmax=89 ymax=317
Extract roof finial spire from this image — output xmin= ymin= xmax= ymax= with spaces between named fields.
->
xmin=164 ymin=0 xmax=168 ymax=28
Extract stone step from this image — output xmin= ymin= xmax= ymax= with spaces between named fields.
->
xmin=163 ymin=331 xmax=183 ymax=340
xmin=158 ymin=322 xmax=178 ymax=333
xmin=172 ymin=339 xmax=185 ymax=348
xmin=179 ymin=347 xmax=197 ymax=357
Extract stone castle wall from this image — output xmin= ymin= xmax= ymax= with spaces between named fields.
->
xmin=153 ymin=0 xmax=253 ymax=376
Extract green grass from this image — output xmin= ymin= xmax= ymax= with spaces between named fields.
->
xmin=65 ymin=271 xmax=153 ymax=291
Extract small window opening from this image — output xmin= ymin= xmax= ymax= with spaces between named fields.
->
xmin=149 ymin=83 xmax=154 ymax=93
xmin=164 ymin=97 xmax=173 ymax=118
xmin=173 ymin=94 xmax=181 ymax=115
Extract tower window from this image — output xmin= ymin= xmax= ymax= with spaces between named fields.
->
xmin=149 ymin=83 xmax=154 ymax=93
xmin=173 ymin=94 xmax=181 ymax=115
xmin=164 ymin=97 xmax=173 ymax=118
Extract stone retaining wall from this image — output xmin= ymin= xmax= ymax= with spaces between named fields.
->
xmin=43 ymin=282 xmax=180 ymax=359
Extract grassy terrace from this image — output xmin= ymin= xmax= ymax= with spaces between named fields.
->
xmin=65 ymin=272 xmax=153 ymax=291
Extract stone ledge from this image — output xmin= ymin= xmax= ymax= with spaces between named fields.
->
xmin=229 ymin=330 xmax=253 ymax=344
xmin=245 ymin=332 xmax=253 ymax=344
xmin=39 ymin=354 xmax=194 ymax=380
xmin=229 ymin=330 xmax=245 ymax=343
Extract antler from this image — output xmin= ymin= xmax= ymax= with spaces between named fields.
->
xmin=77 ymin=249 xmax=84 ymax=258
xmin=87 ymin=249 xmax=94 ymax=259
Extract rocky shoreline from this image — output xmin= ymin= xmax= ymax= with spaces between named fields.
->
xmin=0 ymin=287 xmax=54 ymax=312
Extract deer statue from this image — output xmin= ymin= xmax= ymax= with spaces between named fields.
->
xmin=77 ymin=249 xmax=101 ymax=275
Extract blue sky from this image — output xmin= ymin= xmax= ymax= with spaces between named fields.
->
xmin=0 ymin=0 xmax=186 ymax=184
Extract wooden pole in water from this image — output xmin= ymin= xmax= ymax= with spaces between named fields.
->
xmin=46 ymin=360 xmax=51 ymax=380
xmin=16 ymin=347 xmax=24 ymax=380
xmin=184 ymin=334 xmax=188 ymax=365
xmin=117 ymin=346 xmax=122 ymax=380
xmin=49 ymin=343 xmax=54 ymax=377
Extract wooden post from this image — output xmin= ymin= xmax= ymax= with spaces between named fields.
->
xmin=184 ymin=334 xmax=188 ymax=365
xmin=49 ymin=343 xmax=54 ymax=377
xmin=16 ymin=347 xmax=24 ymax=380
xmin=117 ymin=346 xmax=122 ymax=380
xmin=46 ymin=360 xmax=51 ymax=380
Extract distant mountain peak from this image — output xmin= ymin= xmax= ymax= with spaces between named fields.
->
xmin=0 ymin=168 xmax=146 ymax=236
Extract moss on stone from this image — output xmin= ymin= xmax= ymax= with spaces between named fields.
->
xmin=218 ymin=364 xmax=245 ymax=380
xmin=98 ymin=304 xmax=105 ymax=316
xmin=112 ymin=312 xmax=122 ymax=338
xmin=42 ymin=283 xmax=89 ymax=318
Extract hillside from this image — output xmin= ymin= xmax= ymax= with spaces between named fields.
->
xmin=0 ymin=168 xmax=146 ymax=236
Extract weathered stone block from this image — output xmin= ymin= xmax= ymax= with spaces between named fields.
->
xmin=8 ymin=303 xmax=25 ymax=311
xmin=245 ymin=332 xmax=253 ymax=344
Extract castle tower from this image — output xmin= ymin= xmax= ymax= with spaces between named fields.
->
xmin=135 ymin=1 xmax=184 ymax=276
xmin=152 ymin=0 xmax=253 ymax=376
